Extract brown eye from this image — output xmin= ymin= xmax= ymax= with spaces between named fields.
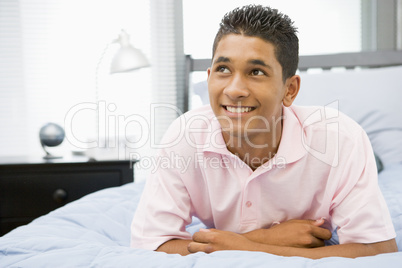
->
xmin=251 ymin=69 xmax=264 ymax=76
xmin=217 ymin=66 xmax=230 ymax=73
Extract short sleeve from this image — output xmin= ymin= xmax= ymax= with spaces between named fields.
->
xmin=330 ymin=128 xmax=396 ymax=244
xmin=130 ymin=116 xmax=194 ymax=250
xmin=130 ymin=149 xmax=193 ymax=250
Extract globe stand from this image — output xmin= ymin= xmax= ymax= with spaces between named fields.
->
xmin=41 ymin=142 xmax=63 ymax=160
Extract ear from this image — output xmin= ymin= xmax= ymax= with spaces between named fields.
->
xmin=207 ymin=67 xmax=211 ymax=80
xmin=283 ymin=75 xmax=300 ymax=107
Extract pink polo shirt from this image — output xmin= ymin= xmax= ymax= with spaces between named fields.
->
xmin=130 ymin=105 xmax=396 ymax=250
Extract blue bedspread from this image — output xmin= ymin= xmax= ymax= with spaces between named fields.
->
xmin=1 ymin=164 xmax=402 ymax=267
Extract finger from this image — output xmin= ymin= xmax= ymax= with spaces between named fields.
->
xmin=192 ymin=229 xmax=215 ymax=243
xmin=188 ymin=241 xmax=213 ymax=253
xmin=311 ymin=218 xmax=326 ymax=227
xmin=307 ymin=237 xmax=326 ymax=248
xmin=310 ymin=225 xmax=332 ymax=241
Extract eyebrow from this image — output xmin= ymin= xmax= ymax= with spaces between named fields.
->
xmin=213 ymin=56 xmax=230 ymax=64
xmin=213 ymin=57 xmax=273 ymax=70
xmin=249 ymin=59 xmax=273 ymax=70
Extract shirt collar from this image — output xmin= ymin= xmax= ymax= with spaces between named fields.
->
xmin=202 ymin=117 xmax=233 ymax=156
xmin=202 ymin=105 xmax=307 ymax=165
xmin=273 ymin=105 xmax=306 ymax=165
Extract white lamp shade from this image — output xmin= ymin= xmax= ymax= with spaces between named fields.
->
xmin=109 ymin=30 xmax=150 ymax=74
xmin=110 ymin=45 xmax=150 ymax=74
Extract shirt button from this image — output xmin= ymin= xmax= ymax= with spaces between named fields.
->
xmin=245 ymin=201 xmax=252 ymax=207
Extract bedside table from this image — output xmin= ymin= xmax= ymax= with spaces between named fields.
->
xmin=0 ymin=155 xmax=135 ymax=236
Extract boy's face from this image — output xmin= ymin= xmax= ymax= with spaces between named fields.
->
xmin=207 ymin=34 xmax=295 ymax=140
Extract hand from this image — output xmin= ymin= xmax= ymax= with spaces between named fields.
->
xmin=188 ymin=228 xmax=258 ymax=254
xmin=243 ymin=219 xmax=332 ymax=248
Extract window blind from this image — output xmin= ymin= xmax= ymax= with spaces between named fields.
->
xmin=0 ymin=0 xmax=28 ymax=155
xmin=0 ymin=0 xmax=189 ymax=182
xmin=0 ymin=0 xmax=154 ymax=165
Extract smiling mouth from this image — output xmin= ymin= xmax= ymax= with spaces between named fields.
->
xmin=223 ymin=105 xmax=256 ymax=113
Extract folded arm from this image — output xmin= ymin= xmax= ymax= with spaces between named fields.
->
xmin=242 ymin=219 xmax=332 ymax=248
xmin=188 ymin=228 xmax=397 ymax=258
xmin=157 ymin=219 xmax=331 ymax=256
xmin=157 ymin=219 xmax=398 ymax=258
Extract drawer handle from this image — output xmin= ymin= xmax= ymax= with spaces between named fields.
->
xmin=53 ymin=189 xmax=68 ymax=203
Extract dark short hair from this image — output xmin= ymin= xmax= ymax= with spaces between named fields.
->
xmin=212 ymin=5 xmax=299 ymax=81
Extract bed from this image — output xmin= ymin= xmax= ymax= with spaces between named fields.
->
xmin=1 ymin=51 xmax=402 ymax=267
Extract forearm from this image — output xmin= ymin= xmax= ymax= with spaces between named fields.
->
xmin=241 ymin=219 xmax=332 ymax=248
xmin=242 ymin=229 xmax=268 ymax=244
xmin=189 ymin=228 xmax=397 ymax=258
xmin=247 ymin=239 xmax=398 ymax=259
xmin=156 ymin=239 xmax=192 ymax=256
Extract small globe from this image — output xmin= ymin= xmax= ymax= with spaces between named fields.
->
xmin=39 ymin=123 xmax=65 ymax=147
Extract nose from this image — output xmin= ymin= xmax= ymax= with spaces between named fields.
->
xmin=223 ymin=74 xmax=250 ymax=100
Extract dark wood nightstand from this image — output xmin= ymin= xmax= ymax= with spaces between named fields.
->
xmin=0 ymin=155 xmax=135 ymax=236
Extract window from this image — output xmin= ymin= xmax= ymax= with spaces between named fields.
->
xmin=183 ymin=0 xmax=362 ymax=58
xmin=183 ymin=0 xmax=362 ymax=109
xmin=0 ymin=0 xmax=151 ymax=159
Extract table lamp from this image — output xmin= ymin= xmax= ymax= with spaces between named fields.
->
xmin=93 ymin=30 xmax=150 ymax=153
xmin=110 ymin=30 xmax=150 ymax=73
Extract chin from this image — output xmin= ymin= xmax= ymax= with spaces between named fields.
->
xmin=219 ymin=122 xmax=247 ymax=138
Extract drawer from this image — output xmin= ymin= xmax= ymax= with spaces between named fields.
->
xmin=0 ymin=170 xmax=122 ymax=218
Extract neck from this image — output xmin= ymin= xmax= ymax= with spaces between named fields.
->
xmin=223 ymin=122 xmax=283 ymax=171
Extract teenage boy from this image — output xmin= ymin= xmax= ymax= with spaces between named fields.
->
xmin=131 ymin=5 xmax=397 ymax=258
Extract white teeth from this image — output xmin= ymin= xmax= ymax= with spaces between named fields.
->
xmin=226 ymin=106 xmax=252 ymax=113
